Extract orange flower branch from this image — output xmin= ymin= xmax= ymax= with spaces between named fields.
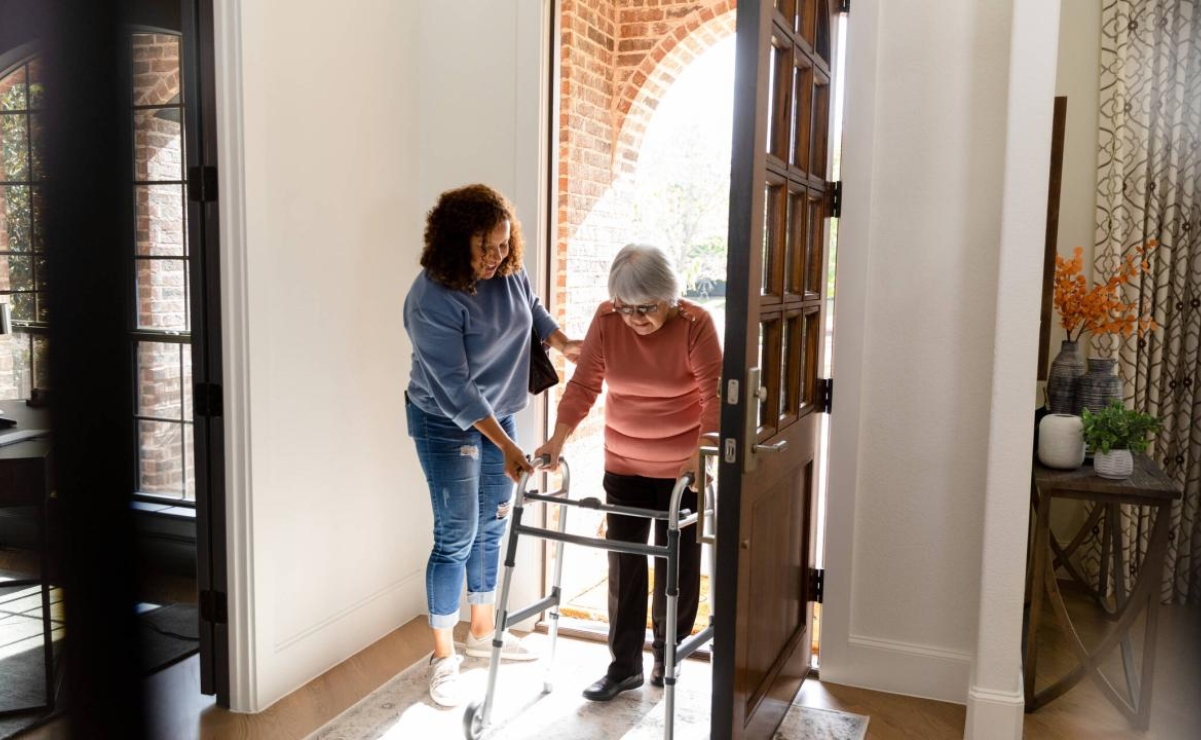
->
xmin=1053 ymin=241 xmax=1158 ymax=343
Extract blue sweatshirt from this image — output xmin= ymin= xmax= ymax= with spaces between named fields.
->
xmin=404 ymin=270 xmax=558 ymax=430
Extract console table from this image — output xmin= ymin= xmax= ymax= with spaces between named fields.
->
xmin=0 ymin=398 xmax=56 ymax=715
xmin=1024 ymin=453 xmax=1181 ymax=729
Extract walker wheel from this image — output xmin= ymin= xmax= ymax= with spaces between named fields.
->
xmin=463 ymin=700 xmax=485 ymax=739
xmin=543 ymin=681 xmax=554 ymax=694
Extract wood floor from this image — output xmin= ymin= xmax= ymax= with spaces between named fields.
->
xmin=14 ymin=605 xmax=1200 ymax=739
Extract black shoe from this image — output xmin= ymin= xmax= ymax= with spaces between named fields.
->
xmin=582 ymin=673 xmax=644 ymax=701
xmin=650 ymin=662 xmax=680 ymax=687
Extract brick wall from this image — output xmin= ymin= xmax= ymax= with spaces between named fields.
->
xmin=553 ymin=0 xmax=735 ymax=488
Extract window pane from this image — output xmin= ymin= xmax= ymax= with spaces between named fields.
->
xmin=32 ymin=334 xmax=48 ymax=390
xmin=2 ymin=254 xmax=33 ymax=291
xmin=138 ymin=341 xmax=185 ymax=420
xmin=134 ymin=108 xmax=183 ymax=182
xmin=139 ymin=419 xmax=184 ymax=497
xmin=136 ymin=184 xmax=186 ymax=256
xmin=182 ymin=347 xmax=193 ymax=422
xmin=31 ymin=186 xmax=44 ymax=252
xmin=0 ymin=66 xmax=27 ymax=111
xmin=29 ymin=113 xmax=44 ymax=181
xmin=27 ymin=59 xmax=44 ymax=109
xmin=132 ymin=34 xmax=182 ymax=107
xmin=136 ymin=258 xmax=188 ymax=331
xmin=0 ymin=332 xmax=29 ymax=400
xmin=34 ymin=255 xmax=47 ymax=322
xmin=0 ymin=114 xmax=29 ymax=181
xmin=2 ymin=185 xmax=32 ymax=252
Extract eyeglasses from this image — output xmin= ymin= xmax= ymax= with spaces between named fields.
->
xmin=613 ymin=300 xmax=661 ymax=316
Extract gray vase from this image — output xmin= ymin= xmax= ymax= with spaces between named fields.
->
xmin=1046 ymin=340 xmax=1085 ymax=414
xmin=1077 ymin=357 xmax=1123 ymax=414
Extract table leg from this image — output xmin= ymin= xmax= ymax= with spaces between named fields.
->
xmin=1024 ymin=491 xmax=1053 ymax=709
xmin=1106 ymin=502 xmax=1142 ymax=710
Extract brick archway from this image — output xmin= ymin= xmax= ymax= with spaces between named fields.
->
xmin=556 ymin=0 xmax=737 ymax=331
xmin=612 ymin=3 xmax=737 ymax=177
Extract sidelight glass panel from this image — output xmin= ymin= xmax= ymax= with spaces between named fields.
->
xmin=132 ymin=34 xmax=182 ymax=107
xmin=135 ymin=184 xmax=187 ymax=256
xmin=139 ymin=419 xmax=185 ymax=497
xmin=136 ymin=257 xmax=189 ymax=332
xmin=134 ymin=108 xmax=183 ymax=182
xmin=138 ymin=341 xmax=185 ymax=420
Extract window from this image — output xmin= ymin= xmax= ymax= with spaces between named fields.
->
xmin=0 ymin=56 xmax=49 ymax=399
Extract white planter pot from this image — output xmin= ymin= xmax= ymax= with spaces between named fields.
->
xmin=1038 ymin=414 xmax=1085 ymax=469
xmin=1094 ymin=449 xmax=1134 ymax=479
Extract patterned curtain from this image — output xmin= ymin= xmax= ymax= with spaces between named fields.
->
xmin=1089 ymin=0 xmax=1201 ymax=605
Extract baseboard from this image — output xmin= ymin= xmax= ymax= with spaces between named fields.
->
xmin=964 ymin=684 xmax=1024 ymax=740
xmin=254 ymin=569 xmax=426 ymax=712
xmin=820 ymin=634 xmax=973 ymax=704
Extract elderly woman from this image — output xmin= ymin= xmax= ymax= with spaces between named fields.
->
xmin=535 ymin=243 xmax=722 ymax=701
xmin=404 ymin=184 xmax=580 ymax=707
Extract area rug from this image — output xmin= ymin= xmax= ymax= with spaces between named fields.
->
xmin=307 ymin=634 xmax=868 ymax=740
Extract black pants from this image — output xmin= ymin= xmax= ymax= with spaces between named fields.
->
xmin=603 ymin=471 xmax=702 ymax=680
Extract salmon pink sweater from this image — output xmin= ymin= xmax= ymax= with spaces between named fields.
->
xmin=556 ymin=299 xmax=723 ymax=479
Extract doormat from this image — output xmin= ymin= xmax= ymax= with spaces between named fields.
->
xmin=139 ymin=602 xmax=200 ymax=674
xmin=307 ymin=634 xmax=868 ymax=740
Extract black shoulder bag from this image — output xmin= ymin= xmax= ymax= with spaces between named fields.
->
xmin=528 ymin=330 xmax=559 ymax=395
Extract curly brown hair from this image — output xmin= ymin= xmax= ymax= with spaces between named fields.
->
xmin=421 ymin=184 xmax=525 ymax=293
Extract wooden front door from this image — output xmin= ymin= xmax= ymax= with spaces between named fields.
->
xmin=712 ymin=1 xmax=838 ymax=737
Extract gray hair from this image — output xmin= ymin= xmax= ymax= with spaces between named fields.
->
xmin=608 ymin=244 xmax=681 ymax=305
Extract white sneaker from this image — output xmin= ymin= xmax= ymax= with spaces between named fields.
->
xmin=428 ymin=654 xmax=464 ymax=707
xmin=464 ymin=630 xmax=539 ymax=661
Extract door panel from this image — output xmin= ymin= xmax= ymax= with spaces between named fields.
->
xmin=713 ymin=1 xmax=837 ymax=737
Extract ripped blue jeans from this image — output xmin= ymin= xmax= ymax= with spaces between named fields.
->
xmin=406 ymin=398 xmax=516 ymax=629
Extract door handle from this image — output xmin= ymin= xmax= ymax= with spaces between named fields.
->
xmin=754 ymin=440 xmax=788 ymax=453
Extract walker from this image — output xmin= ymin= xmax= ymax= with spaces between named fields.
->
xmin=462 ymin=452 xmax=719 ymax=740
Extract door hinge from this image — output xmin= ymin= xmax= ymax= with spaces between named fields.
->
xmin=187 ymin=165 xmax=218 ymax=203
xmin=815 ymin=377 xmax=833 ymax=414
xmin=838 ymin=0 xmax=850 ymax=14
xmin=827 ymin=180 xmax=842 ymax=219
xmin=194 ymin=382 xmax=224 ymax=418
xmin=808 ymin=568 xmax=825 ymax=604
xmin=199 ymin=589 xmax=228 ymax=624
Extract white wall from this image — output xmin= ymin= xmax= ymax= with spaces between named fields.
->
xmin=215 ymin=0 xmax=549 ymax=712
xmin=822 ymin=0 xmax=1020 ymax=703
xmin=1052 ymin=0 xmax=1102 ymax=352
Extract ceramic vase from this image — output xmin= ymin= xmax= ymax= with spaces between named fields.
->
xmin=1037 ymin=414 xmax=1086 ymax=469
xmin=1046 ymin=340 xmax=1085 ymax=414
xmin=1094 ymin=449 xmax=1134 ymax=479
xmin=1076 ymin=357 xmax=1123 ymax=414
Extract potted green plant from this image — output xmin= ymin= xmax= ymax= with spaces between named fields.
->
xmin=1081 ymin=400 xmax=1161 ymax=479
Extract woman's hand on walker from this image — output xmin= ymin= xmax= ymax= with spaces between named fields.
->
xmin=533 ymin=438 xmax=565 ymax=472
xmin=502 ymin=443 xmax=534 ymax=483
